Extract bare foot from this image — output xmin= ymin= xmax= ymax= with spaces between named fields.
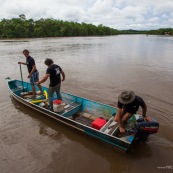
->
xmin=119 ymin=127 xmax=126 ymax=133
xmin=28 ymin=95 xmax=36 ymax=99
xmin=37 ymin=91 xmax=44 ymax=95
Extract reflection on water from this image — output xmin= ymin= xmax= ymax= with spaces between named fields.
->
xmin=0 ymin=35 xmax=173 ymax=173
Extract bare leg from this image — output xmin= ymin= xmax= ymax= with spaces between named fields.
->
xmin=114 ymin=108 xmax=126 ymax=122
xmin=37 ymin=83 xmax=43 ymax=94
xmin=115 ymin=110 xmax=132 ymax=133
xmin=31 ymin=85 xmax=36 ymax=97
xmin=121 ymin=112 xmax=133 ymax=124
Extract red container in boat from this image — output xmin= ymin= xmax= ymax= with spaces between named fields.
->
xmin=53 ymin=100 xmax=62 ymax=105
xmin=53 ymin=100 xmax=64 ymax=112
xmin=91 ymin=118 xmax=107 ymax=130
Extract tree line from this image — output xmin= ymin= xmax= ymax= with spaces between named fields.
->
xmin=0 ymin=16 xmax=120 ymax=38
xmin=146 ymin=28 xmax=173 ymax=35
xmin=0 ymin=15 xmax=173 ymax=38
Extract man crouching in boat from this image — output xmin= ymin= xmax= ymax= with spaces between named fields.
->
xmin=114 ymin=90 xmax=151 ymax=134
xmin=36 ymin=58 xmax=65 ymax=111
xmin=18 ymin=49 xmax=43 ymax=98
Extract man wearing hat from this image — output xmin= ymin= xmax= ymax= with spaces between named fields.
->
xmin=114 ymin=90 xmax=150 ymax=133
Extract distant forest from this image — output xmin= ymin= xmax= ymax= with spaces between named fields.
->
xmin=0 ymin=14 xmax=173 ymax=38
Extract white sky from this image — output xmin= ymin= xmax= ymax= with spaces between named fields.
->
xmin=0 ymin=0 xmax=173 ymax=30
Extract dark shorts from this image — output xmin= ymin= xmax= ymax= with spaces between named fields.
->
xmin=30 ymin=71 xmax=39 ymax=85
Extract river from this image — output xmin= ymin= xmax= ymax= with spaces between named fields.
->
xmin=0 ymin=35 xmax=173 ymax=173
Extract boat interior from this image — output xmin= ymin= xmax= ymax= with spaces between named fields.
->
xmin=9 ymin=79 xmax=135 ymax=143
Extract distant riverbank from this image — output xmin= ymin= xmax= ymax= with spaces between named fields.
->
xmin=0 ymin=16 xmax=173 ymax=38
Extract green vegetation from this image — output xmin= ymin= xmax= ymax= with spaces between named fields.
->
xmin=119 ymin=29 xmax=146 ymax=34
xmin=146 ymin=28 xmax=173 ymax=35
xmin=120 ymin=29 xmax=173 ymax=35
xmin=0 ymin=15 xmax=172 ymax=38
xmin=0 ymin=15 xmax=119 ymax=38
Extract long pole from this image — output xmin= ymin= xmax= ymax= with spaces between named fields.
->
xmin=19 ymin=64 xmax=24 ymax=92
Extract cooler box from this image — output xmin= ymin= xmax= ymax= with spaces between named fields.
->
xmin=91 ymin=118 xmax=107 ymax=130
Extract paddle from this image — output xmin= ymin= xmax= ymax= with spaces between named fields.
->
xmin=19 ymin=64 xmax=24 ymax=92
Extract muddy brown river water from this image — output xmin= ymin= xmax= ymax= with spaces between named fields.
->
xmin=0 ymin=35 xmax=173 ymax=173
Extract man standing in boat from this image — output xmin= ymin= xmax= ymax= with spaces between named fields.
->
xmin=114 ymin=90 xmax=151 ymax=133
xmin=36 ymin=58 xmax=65 ymax=111
xmin=18 ymin=49 xmax=43 ymax=98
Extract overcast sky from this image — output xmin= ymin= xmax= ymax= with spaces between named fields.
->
xmin=0 ymin=0 xmax=173 ymax=30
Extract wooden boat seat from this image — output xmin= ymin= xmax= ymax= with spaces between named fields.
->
xmin=80 ymin=113 xmax=97 ymax=120
xmin=74 ymin=113 xmax=105 ymax=127
xmin=75 ymin=115 xmax=93 ymax=127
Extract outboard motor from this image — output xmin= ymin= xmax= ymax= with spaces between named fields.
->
xmin=135 ymin=117 xmax=159 ymax=142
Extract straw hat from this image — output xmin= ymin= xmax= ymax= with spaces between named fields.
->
xmin=118 ymin=90 xmax=135 ymax=104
